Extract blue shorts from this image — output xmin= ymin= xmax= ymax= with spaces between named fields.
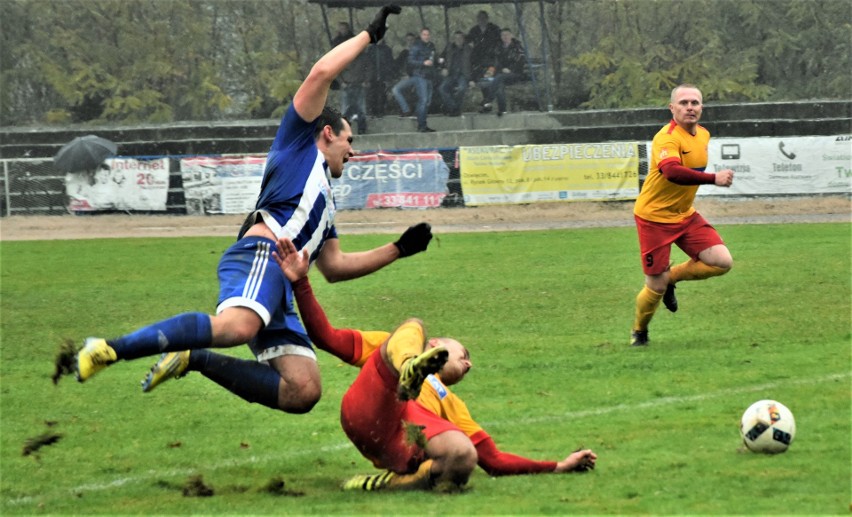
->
xmin=216 ymin=237 xmax=315 ymax=361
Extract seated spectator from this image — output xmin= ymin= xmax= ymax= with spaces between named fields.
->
xmin=394 ymin=32 xmax=417 ymax=74
xmin=390 ymin=33 xmax=417 ymax=114
xmin=391 ymin=28 xmax=437 ymax=132
xmin=437 ymin=31 xmax=473 ymax=117
xmin=477 ymin=28 xmax=528 ymax=117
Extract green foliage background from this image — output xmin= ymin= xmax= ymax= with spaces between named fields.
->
xmin=0 ymin=222 xmax=849 ymax=514
xmin=1 ymin=0 xmax=850 ymax=125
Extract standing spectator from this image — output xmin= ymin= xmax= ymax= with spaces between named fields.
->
xmin=365 ymin=39 xmax=395 ymax=118
xmin=329 ymin=22 xmax=356 ymax=93
xmin=391 ymin=28 xmax=437 ymax=132
xmin=477 ymin=28 xmax=527 ymax=116
xmin=466 ymin=10 xmax=501 ymax=81
xmin=437 ymin=31 xmax=473 ymax=117
xmin=630 ymin=84 xmax=735 ymax=347
xmin=340 ymin=51 xmax=374 ymax=134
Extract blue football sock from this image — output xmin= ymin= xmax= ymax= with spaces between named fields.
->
xmin=189 ymin=350 xmax=281 ymax=409
xmin=109 ymin=312 xmax=212 ymax=360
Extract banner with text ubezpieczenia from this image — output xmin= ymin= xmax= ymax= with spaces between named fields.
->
xmin=459 ymin=143 xmax=640 ymax=206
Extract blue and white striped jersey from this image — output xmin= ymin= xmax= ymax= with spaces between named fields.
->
xmin=244 ymin=103 xmax=338 ymax=263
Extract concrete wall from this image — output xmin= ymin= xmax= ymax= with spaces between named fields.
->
xmin=1 ymin=100 xmax=849 ymax=159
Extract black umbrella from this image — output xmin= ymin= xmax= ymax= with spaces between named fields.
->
xmin=53 ymin=135 xmax=118 ymax=172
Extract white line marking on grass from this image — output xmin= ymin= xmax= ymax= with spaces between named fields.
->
xmin=482 ymin=372 xmax=851 ymax=428
xmin=6 ymin=372 xmax=848 ymax=507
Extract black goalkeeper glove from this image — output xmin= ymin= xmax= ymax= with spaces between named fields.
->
xmin=394 ymin=222 xmax=432 ymax=258
xmin=365 ymin=4 xmax=402 ymax=44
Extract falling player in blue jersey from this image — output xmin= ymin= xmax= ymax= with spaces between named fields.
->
xmin=71 ymin=5 xmax=433 ymax=416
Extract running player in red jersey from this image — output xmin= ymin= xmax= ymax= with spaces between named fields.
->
xmin=631 ymin=84 xmax=735 ymax=346
xmin=272 ymin=237 xmax=597 ymax=492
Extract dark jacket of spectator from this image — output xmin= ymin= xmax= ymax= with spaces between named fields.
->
xmin=466 ymin=16 xmax=501 ymax=78
xmin=407 ymin=38 xmax=437 ymax=80
xmin=340 ymin=52 xmax=374 ymax=87
xmin=441 ymin=39 xmax=473 ymax=81
xmin=395 ymin=33 xmax=417 ymax=77
xmin=493 ymin=37 xmax=527 ymax=77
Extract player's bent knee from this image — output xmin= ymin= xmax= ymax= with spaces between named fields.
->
xmin=271 ymin=354 xmax=322 ymax=414
xmin=212 ymin=309 xmax=263 ymax=345
xmin=457 ymin=442 xmax=478 ymax=473
xmin=446 ymin=436 xmax=477 ymax=474
xmin=709 ymin=257 xmax=733 ymax=272
xmin=277 ymin=380 xmax=321 ymax=414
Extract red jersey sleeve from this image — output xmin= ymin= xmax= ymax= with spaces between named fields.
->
xmin=660 ymin=161 xmax=716 ymax=185
xmin=418 ymin=379 xmax=557 ymax=476
xmin=291 ymin=277 xmax=362 ymax=364
xmin=474 ymin=435 xmax=558 ymax=476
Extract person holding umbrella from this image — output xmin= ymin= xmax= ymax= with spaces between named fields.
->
xmin=53 ymin=135 xmax=117 ymax=173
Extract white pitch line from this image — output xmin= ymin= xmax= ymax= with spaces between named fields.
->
xmin=6 ymin=372 xmax=849 ymax=507
xmin=481 ymin=371 xmax=851 ymax=428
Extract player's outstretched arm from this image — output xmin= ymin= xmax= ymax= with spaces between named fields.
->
xmin=273 ymin=238 xmax=367 ymax=365
xmin=293 ymin=5 xmax=401 ymax=122
xmin=554 ymin=449 xmax=597 ymax=473
xmin=474 ymin=436 xmax=559 ymax=476
xmin=315 ymin=223 xmax=433 ymax=283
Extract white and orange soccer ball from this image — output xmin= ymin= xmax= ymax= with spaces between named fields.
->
xmin=740 ymin=400 xmax=796 ymax=453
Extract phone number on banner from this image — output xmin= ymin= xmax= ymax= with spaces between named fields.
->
xmin=365 ymin=193 xmax=446 ymax=208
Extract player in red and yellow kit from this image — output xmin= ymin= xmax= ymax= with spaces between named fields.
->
xmin=273 ymin=237 xmax=597 ymax=492
xmin=631 ymin=84 xmax=735 ymax=346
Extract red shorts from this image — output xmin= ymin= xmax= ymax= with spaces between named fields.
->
xmin=634 ymin=212 xmax=724 ymax=275
xmin=340 ymin=351 xmax=460 ymax=474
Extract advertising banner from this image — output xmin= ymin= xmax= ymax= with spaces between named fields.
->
xmin=66 ymin=157 xmax=170 ymax=211
xmin=334 ymin=151 xmax=450 ymax=210
xmin=699 ymin=135 xmax=852 ymax=196
xmin=459 ymin=143 xmax=640 ymax=206
xmin=180 ymin=156 xmax=265 ymax=215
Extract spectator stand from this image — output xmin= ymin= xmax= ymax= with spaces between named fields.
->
xmin=308 ymin=0 xmax=557 ymax=113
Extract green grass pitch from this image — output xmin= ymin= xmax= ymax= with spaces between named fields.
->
xmin=1 ymin=222 xmax=849 ymax=515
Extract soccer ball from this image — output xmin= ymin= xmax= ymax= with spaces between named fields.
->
xmin=739 ymin=399 xmax=796 ymax=453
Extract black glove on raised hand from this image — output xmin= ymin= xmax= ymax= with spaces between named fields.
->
xmin=394 ymin=222 xmax=432 ymax=258
xmin=365 ymin=4 xmax=402 ymax=44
